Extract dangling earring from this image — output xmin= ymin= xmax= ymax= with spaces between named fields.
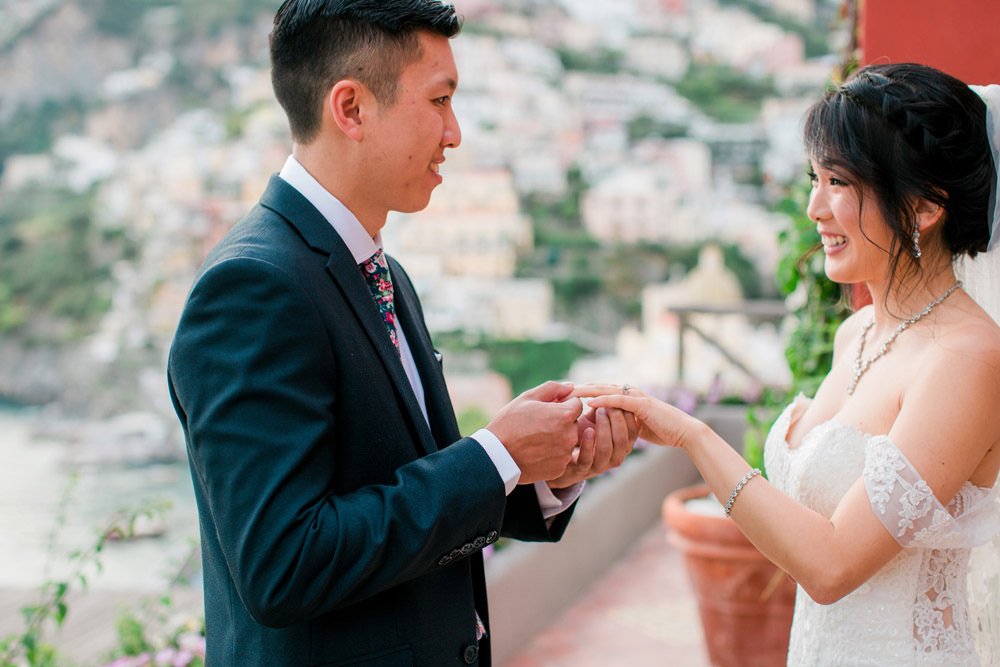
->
xmin=912 ymin=226 xmax=921 ymax=259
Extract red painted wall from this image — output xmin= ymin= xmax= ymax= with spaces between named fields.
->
xmin=861 ymin=1 xmax=1000 ymax=85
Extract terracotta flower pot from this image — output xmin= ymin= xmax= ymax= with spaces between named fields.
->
xmin=663 ymin=484 xmax=796 ymax=667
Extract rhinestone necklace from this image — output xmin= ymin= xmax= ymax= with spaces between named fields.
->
xmin=848 ymin=281 xmax=963 ymax=395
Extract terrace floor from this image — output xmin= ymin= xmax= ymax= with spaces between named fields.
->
xmin=506 ymin=523 xmax=710 ymax=666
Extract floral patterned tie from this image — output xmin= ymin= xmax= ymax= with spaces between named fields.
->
xmin=362 ymin=249 xmax=484 ymax=639
xmin=359 ymin=249 xmax=400 ymax=352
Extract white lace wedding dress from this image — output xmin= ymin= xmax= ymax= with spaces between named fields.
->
xmin=764 ymin=394 xmax=1000 ymax=665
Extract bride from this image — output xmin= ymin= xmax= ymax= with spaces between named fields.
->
xmin=579 ymin=63 xmax=1000 ymax=665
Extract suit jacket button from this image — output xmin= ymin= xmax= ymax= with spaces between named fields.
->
xmin=461 ymin=543 xmax=475 ymax=555
xmin=473 ymin=536 xmax=486 ymax=548
xmin=439 ymin=555 xmax=453 ymax=566
xmin=462 ymin=644 xmax=478 ymax=664
xmin=486 ymin=530 xmax=499 ymax=543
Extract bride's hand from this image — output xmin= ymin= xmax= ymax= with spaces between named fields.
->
xmin=572 ymin=384 xmax=704 ymax=449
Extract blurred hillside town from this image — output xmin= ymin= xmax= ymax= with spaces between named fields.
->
xmin=0 ymin=0 xmax=845 ymax=454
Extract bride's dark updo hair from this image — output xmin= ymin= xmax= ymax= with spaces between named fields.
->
xmin=804 ymin=63 xmax=995 ymax=283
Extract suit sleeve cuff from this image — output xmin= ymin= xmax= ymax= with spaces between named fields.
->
xmin=471 ymin=428 xmax=520 ymax=495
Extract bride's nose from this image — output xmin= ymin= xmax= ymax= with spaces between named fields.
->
xmin=806 ymin=188 xmax=828 ymax=224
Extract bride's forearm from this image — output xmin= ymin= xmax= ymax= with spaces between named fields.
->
xmin=680 ymin=419 xmax=761 ymax=508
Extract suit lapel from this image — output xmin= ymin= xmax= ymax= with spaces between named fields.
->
xmin=258 ymin=176 xmax=438 ymax=457
xmin=325 ymin=251 xmax=441 ymax=456
xmin=389 ymin=257 xmax=462 ymax=447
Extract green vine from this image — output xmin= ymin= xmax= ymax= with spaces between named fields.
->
xmin=775 ymin=182 xmax=846 ymax=396
xmin=0 ymin=478 xmax=172 ymax=667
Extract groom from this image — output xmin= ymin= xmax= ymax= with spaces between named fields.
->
xmin=167 ymin=1 xmax=636 ymax=665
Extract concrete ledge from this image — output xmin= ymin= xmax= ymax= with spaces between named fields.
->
xmin=485 ymin=446 xmax=700 ymax=665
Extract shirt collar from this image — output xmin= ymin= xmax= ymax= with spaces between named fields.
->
xmin=278 ymin=154 xmax=382 ymax=264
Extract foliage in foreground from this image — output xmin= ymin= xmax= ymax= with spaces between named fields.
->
xmin=0 ymin=481 xmax=195 ymax=667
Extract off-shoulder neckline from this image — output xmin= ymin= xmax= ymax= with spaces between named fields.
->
xmin=773 ymin=395 xmax=995 ymax=493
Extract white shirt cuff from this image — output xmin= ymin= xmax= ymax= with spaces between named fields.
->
xmin=471 ymin=428 xmax=520 ymax=495
xmin=534 ymin=481 xmax=585 ymax=520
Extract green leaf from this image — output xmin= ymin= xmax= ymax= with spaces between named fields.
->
xmin=115 ymin=613 xmax=152 ymax=655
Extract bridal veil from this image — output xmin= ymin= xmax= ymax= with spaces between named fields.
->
xmin=959 ymin=82 xmax=1000 ymax=666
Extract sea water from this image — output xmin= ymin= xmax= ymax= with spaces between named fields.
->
xmin=0 ymin=406 xmax=199 ymax=591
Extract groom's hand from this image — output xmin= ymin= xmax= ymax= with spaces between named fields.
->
xmin=547 ymin=405 xmax=639 ymax=489
xmin=486 ymin=381 xmax=584 ymax=485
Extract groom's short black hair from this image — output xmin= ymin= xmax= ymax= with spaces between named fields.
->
xmin=270 ymin=0 xmax=461 ymax=144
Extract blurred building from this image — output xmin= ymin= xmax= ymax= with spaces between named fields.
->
xmin=570 ymin=245 xmax=790 ymax=394
xmin=387 ymin=168 xmax=533 ymax=280
xmin=581 ymin=139 xmax=711 ymax=243
xmin=690 ymin=3 xmax=805 ymax=75
xmin=385 ymin=168 xmax=555 ymax=339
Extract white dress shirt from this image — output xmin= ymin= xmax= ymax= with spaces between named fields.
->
xmin=278 ymin=156 xmax=581 ymax=517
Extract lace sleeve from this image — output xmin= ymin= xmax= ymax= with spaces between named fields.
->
xmin=863 ymin=436 xmax=1000 ymax=549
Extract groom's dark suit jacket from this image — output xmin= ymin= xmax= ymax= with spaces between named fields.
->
xmin=167 ymin=176 xmax=575 ymax=666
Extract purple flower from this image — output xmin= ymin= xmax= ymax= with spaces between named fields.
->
xmin=101 ymin=659 xmax=138 ymax=667
xmin=705 ymin=375 xmax=725 ymax=405
xmin=742 ymin=382 xmax=764 ymax=404
xmin=155 ymin=649 xmax=177 ymax=665
xmin=178 ymin=634 xmax=206 ymax=654
xmin=669 ymin=387 xmax=699 ymax=414
xmin=116 ymin=655 xmax=150 ymax=667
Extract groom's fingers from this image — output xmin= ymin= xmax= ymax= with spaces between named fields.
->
xmin=575 ymin=426 xmax=597 ymax=471
xmin=592 ymin=397 xmax=648 ymax=449
xmin=607 ymin=408 xmax=632 ymax=467
xmin=592 ymin=408 xmax=614 ymax=471
xmin=523 ymin=380 xmax=575 ymax=403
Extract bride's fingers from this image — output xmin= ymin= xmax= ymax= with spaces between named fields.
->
xmin=571 ymin=384 xmax=620 ymax=398
xmin=572 ymin=383 xmax=647 ymax=399
xmin=586 ymin=394 xmax=644 ymax=414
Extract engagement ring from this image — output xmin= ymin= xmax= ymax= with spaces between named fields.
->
xmin=621 ymin=384 xmax=631 ymax=395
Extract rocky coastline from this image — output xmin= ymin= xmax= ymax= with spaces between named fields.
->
xmin=0 ymin=338 xmax=185 ymax=467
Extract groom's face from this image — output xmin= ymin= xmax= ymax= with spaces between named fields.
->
xmin=362 ymin=30 xmax=463 ymax=216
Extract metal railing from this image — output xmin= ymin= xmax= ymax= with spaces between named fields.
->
xmin=670 ymin=301 xmax=787 ymax=388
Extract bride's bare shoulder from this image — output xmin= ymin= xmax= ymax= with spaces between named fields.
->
xmin=932 ymin=308 xmax=1000 ymax=375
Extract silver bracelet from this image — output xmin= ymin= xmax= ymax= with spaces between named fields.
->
xmin=724 ymin=468 xmax=761 ymax=517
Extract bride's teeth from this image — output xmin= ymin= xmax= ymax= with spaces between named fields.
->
xmin=823 ymin=235 xmax=847 ymax=248
xmin=430 ymin=163 xmax=439 ymax=173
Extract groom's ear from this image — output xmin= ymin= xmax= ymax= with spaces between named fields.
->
xmin=327 ymin=80 xmax=367 ymax=142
